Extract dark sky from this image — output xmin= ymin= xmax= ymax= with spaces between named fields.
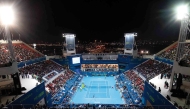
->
xmin=2 ymin=0 xmax=186 ymax=43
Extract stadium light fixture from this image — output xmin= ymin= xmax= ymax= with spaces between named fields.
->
xmin=141 ymin=50 xmax=144 ymax=54
xmin=176 ymin=4 xmax=189 ymax=20
xmin=0 ymin=6 xmax=15 ymax=25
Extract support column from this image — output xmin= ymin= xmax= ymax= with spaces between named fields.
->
xmin=5 ymin=25 xmax=15 ymax=62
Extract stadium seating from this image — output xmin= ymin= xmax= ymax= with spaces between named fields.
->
xmin=46 ymin=69 xmax=75 ymax=96
xmin=51 ymin=72 xmax=83 ymax=105
xmin=158 ymin=43 xmax=177 ymax=60
xmin=158 ymin=43 xmax=190 ymax=67
xmin=115 ymin=73 xmax=142 ymax=105
xmin=124 ymin=71 xmax=144 ymax=94
xmin=0 ymin=43 xmax=43 ymax=64
xmin=81 ymin=64 xmax=118 ymax=72
xmin=44 ymin=72 xmax=58 ymax=80
xmin=0 ymin=45 xmax=11 ymax=64
xmin=18 ymin=60 xmax=64 ymax=79
xmin=135 ymin=59 xmax=172 ymax=80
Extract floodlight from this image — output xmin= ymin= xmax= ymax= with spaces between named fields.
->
xmin=176 ymin=5 xmax=189 ymax=20
xmin=0 ymin=6 xmax=15 ymax=25
xmin=33 ymin=43 xmax=36 ymax=47
xmin=141 ymin=50 xmax=144 ymax=54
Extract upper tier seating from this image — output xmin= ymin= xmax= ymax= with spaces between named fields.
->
xmin=135 ymin=59 xmax=172 ymax=80
xmin=158 ymin=43 xmax=190 ymax=67
xmin=0 ymin=43 xmax=43 ymax=64
xmin=18 ymin=60 xmax=64 ymax=79
xmin=158 ymin=43 xmax=177 ymax=60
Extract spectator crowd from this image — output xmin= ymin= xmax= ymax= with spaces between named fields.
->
xmin=44 ymin=72 xmax=58 ymax=80
xmin=46 ymin=69 xmax=74 ymax=96
xmin=81 ymin=64 xmax=118 ymax=72
xmin=124 ymin=71 xmax=144 ymax=94
xmin=0 ymin=43 xmax=43 ymax=64
xmin=158 ymin=43 xmax=190 ymax=67
xmin=135 ymin=59 xmax=172 ymax=80
xmin=18 ymin=60 xmax=64 ymax=81
xmin=158 ymin=44 xmax=177 ymax=60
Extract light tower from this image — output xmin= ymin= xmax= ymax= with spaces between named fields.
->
xmin=169 ymin=4 xmax=190 ymax=90
xmin=0 ymin=5 xmax=22 ymax=95
xmin=0 ymin=5 xmax=15 ymax=61
xmin=124 ymin=33 xmax=138 ymax=57
xmin=62 ymin=33 xmax=76 ymax=57
xmin=175 ymin=4 xmax=190 ymax=61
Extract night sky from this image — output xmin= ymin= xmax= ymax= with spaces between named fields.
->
xmin=1 ymin=0 xmax=186 ymax=43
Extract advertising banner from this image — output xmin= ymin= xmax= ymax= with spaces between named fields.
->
xmin=143 ymin=81 xmax=176 ymax=109
xmin=45 ymin=92 xmax=53 ymax=107
xmin=8 ymin=82 xmax=46 ymax=109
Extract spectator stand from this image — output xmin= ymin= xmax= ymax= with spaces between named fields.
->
xmin=45 ymin=72 xmax=64 ymax=85
xmin=17 ymin=56 xmax=46 ymax=68
xmin=133 ymin=59 xmax=152 ymax=69
xmin=156 ymin=41 xmax=178 ymax=60
xmin=115 ymin=72 xmax=143 ymax=105
xmin=19 ymin=60 xmax=65 ymax=84
xmin=154 ymin=56 xmax=174 ymax=65
xmin=156 ymin=42 xmax=190 ymax=67
xmin=52 ymin=103 xmax=143 ymax=109
xmin=0 ymin=40 xmax=46 ymax=67
xmin=132 ymin=70 xmax=147 ymax=81
xmin=42 ymin=71 xmax=59 ymax=82
xmin=80 ymin=64 xmax=119 ymax=76
xmin=134 ymin=59 xmax=172 ymax=81
xmin=50 ymin=70 xmax=83 ymax=105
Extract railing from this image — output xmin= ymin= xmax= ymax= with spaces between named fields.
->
xmin=81 ymin=53 xmax=119 ymax=55
xmin=4 ymin=104 xmax=43 ymax=109
xmin=81 ymin=68 xmax=118 ymax=71
xmin=50 ymin=104 xmax=178 ymax=109
xmin=2 ymin=104 xmax=183 ymax=109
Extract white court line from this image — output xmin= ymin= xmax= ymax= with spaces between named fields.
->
xmin=87 ymin=80 xmax=112 ymax=98
xmin=88 ymin=92 xmax=107 ymax=94
xmin=98 ymin=83 xmax=99 ymax=92
xmin=106 ymin=81 xmax=108 ymax=98
xmin=107 ymin=81 xmax=110 ymax=98
xmin=86 ymin=81 xmax=92 ymax=98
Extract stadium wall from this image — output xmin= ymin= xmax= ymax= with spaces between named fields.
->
xmin=0 ymin=62 xmax=19 ymax=75
xmin=7 ymin=82 xmax=46 ymax=109
xmin=82 ymin=60 xmax=118 ymax=64
xmin=50 ymin=58 xmax=68 ymax=65
xmin=118 ymin=55 xmax=147 ymax=73
xmin=154 ymin=56 xmax=173 ymax=65
xmin=44 ymin=92 xmax=53 ymax=107
xmin=143 ymin=81 xmax=176 ymax=109
xmin=17 ymin=56 xmax=46 ymax=68
xmin=66 ymin=54 xmax=147 ymax=73
xmin=45 ymin=55 xmax=62 ymax=60
xmin=142 ymin=55 xmax=154 ymax=59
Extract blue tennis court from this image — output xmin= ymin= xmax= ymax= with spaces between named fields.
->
xmin=70 ymin=76 xmax=125 ymax=104
xmin=86 ymin=81 xmax=110 ymax=98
